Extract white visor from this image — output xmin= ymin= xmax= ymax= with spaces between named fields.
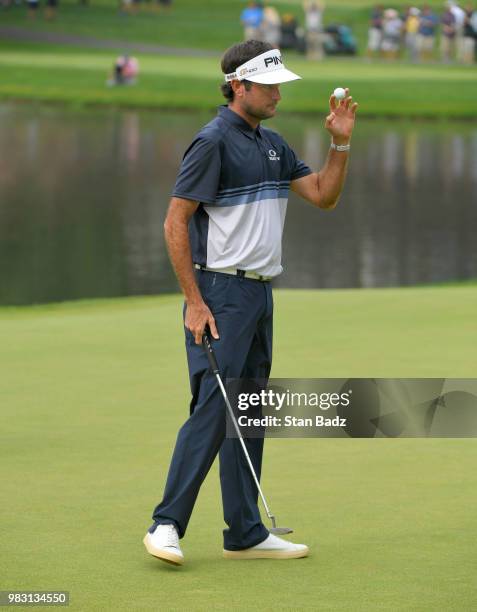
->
xmin=224 ymin=49 xmax=301 ymax=85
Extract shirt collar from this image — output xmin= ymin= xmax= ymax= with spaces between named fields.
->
xmin=218 ymin=105 xmax=261 ymax=140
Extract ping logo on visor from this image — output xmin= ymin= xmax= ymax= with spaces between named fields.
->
xmin=224 ymin=49 xmax=302 ymax=85
xmin=264 ymin=55 xmax=283 ymax=68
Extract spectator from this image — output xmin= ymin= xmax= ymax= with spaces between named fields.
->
xmin=241 ymin=1 xmax=264 ymax=41
xmin=280 ymin=13 xmax=301 ymax=50
xmin=27 ymin=0 xmax=39 ymax=19
xmin=405 ymin=6 xmax=421 ymax=61
xmin=381 ymin=8 xmax=403 ymax=59
xmin=417 ymin=4 xmax=439 ymax=61
xmin=45 ymin=0 xmax=58 ymax=20
xmin=304 ymin=1 xmax=325 ymax=60
xmin=471 ymin=6 xmax=477 ymax=59
xmin=107 ymin=55 xmax=139 ymax=86
xmin=367 ymin=5 xmax=384 ymax=59
xmin=446 ymin=0 xmax=466 ymax=60
xmin=441 ymin=4 xmax=456 ymax=61
xmin=119 ymin=0 xmax=134 ymax=14
xmin=262 ymin=3 xmax=281 ymax=46
xmin=462 ymin=3 xmax=476 ymax=63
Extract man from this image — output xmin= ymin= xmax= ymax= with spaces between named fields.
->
xmin=417 ymin=5 xmax=439 ymax=62
xmin=240 ymin=2 xmax=264 ymax=41
xmin=404 ymin=7 xmax=421 ymax=62
xmin=304 ymin=0 xmax=326 ymax=61
xmin=462 ymin=3 xmax=476 ymax=63
xmin=380 ymin=8 xmax=403 ymax=60
xmin=441 ymin=3 xmax=457 ymax=61
xmin=447 ymin=0 xmax=467 ymax=61
xmin=367 ymin=4 xmax=384 ymax=59
xmin=144 ymin=40 xmax=357 ymax=566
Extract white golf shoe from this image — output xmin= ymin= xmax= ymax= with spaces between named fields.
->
xmin=143 ymin=524 xmax=184 ymax=566
xmin=223 ymin=533 xmax=309 ymax=560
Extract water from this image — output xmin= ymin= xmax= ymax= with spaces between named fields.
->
xmin=1 ymin=103 xmax=476 ymax=305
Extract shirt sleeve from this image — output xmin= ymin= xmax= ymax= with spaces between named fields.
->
xmin=172 ymin=137 xmax=221 ymax=205
xmin=285 ymin=144 xmax=313 ymax=182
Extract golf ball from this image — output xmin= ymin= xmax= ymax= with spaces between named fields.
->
xmin=333 ymin=87 xmax=346 ymax=100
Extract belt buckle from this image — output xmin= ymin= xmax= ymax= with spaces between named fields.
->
xmin=235 ymin=269 xmax=270 ymax=282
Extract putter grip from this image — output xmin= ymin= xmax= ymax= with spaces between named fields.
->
xmin=202 ymin=332 xmax=219 ymax=374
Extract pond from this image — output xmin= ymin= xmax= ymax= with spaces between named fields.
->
xmin=1 ymin=103 xmax=476 ymax=305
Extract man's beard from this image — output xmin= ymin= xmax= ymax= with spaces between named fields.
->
xmin=242 ymin=101 xmax=276 ymax=121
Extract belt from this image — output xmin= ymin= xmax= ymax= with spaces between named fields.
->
xmin=194 ymin=263 xmax=273 ymax=282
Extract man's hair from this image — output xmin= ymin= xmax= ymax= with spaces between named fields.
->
xmin=220 ymin=40 xmax=274 ymax=102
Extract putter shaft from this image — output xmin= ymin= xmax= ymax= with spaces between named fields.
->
xmin=202 ymin=332 xmax=292 ymax=534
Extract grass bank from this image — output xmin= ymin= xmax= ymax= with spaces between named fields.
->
xmin=1 ymin=42 xmax=476 ymax=117
xmin=1 ymin=288 xmax=476 ymax=609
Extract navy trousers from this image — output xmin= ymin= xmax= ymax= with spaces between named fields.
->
xmin=150 ymin=269 xmax=273 ymax=550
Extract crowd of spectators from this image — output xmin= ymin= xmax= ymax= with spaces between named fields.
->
xmin=367 ymin=2 xmax=477 ymax=63
xmin=240 ymin=1 xmax=334 ymax=59
xmin=240 ymin=0 xmax=476 ymax=63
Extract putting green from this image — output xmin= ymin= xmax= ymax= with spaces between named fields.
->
xmin=1 ymin=288 xmax=476 ymax=610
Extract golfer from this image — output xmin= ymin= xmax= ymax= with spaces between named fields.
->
xmin=144 ymin=40 xmax=357 ymax=565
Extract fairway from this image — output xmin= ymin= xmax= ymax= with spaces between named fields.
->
xmin=1 ymin=288 xmax=476 ymax=610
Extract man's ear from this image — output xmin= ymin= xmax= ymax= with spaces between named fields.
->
xmin=231 ymin=80 xmax=245 ymax=98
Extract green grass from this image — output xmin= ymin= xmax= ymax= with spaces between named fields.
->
xmin=1 ymin=42 xmax=477 ymax=117
xmin=1 ymin=288 xmax=477 ymax=610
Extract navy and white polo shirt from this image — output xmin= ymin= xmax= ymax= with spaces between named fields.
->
xmin=172 ymin=105 xmax=312 ymax=278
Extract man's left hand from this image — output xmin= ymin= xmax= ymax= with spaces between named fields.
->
xmin=325 ymin=88 xmax=358 ymax=146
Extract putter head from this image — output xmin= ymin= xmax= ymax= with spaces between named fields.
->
xmin=269 ymin=515 xmax=293 ymax=535
xmin=269 ymin=527 xmax=293 ymax=535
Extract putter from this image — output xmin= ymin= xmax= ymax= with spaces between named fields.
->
xmin=202 ymin=331 xmax=293 ymax=535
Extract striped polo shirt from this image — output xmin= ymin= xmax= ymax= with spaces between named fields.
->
xmin=172 ymin=105 xmax=312 ymax=278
